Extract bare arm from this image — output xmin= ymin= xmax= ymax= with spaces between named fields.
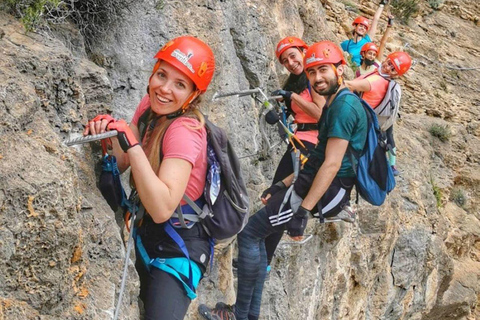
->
xmin=290 ymin=89 xmax=325 ymax=120
xmin=129 ymin=146 xmax=193 ymax=224
xmin=377 ymin=16 xmax=394 ymax=60
xmin=345 ymin=78 xmax=372 ymax=93
xmin=368 ymin=4 xmax=386 ymax=40
xmin=300 ymin=138 xmax=349 ymax=210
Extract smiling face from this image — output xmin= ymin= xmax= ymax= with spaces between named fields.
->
xmin=306 ymin=64 xmax=344 ymax=96
xmin=379 ymin=58 xmax=399 ymax=78
xmin=148 ymin=60 xmax=197 ymax=115
xmin=279 ymin=47 xmax=305 ymax=75
xmin=354 ymin=23 xmax=368 ymax=36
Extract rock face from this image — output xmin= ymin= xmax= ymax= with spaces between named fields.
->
xmin=0 ymin=0 xmax=479 ymax=319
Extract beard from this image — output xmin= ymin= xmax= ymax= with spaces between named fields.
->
xmin=313 ymin=76 xmax=340 ymax=96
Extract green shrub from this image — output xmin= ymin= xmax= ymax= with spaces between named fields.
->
xmin=450 ymin=187 xmax=467 ymax=207
xmin=429 ymin=124 xmax=451 ymax=142
xmin=2 ymin=0 xmax=63 ymax=32
xmin=347 ymin=55 xmax=358 ymax=74
xmin=428 ymin=0 xmax=444 ymax=10
xmin=430 ymin=179 xmax=443 ymax=208
xmin=390 ymin=0 xmax=420 ymax=24
xmin=2 ymin=0 xmax=132 ymax=51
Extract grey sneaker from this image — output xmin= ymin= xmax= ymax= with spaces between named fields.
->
xmin=325 ymin=206 xmax=356 ymax=223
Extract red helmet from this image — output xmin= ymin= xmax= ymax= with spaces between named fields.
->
xmin=352 ymin=16 xmax=370 ymax=30
xmin=387 ymin=51 xmax=412 ymax=76
xmin=153 ymin=36 xmax=215 ymax=93
xmin=360 ymin=42 xmax=379 ymax=55
xmin=303 ymin=41 xmax=346 ymax=70
xmin=275 ymin=36 xmax=308 ymax=60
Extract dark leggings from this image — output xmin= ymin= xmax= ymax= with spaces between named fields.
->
xmin=235 ymin=208 xmax=281 ymax=320
xmin=235 ymin=178 xmax=353 ymax=320
xmin=266 ymin=139 xmax=315 ymax=265
xmin=135 ymin=257 xmax=191 ymax=320
xmin=385 ymin=125 xmax=395 ymax=149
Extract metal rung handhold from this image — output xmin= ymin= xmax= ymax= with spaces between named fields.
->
xmin=212 ymin=88 xmax=261 ymax=101
xmin=64 ymin=130 xmax=118 ymax=146
xmin=279 ymin=234 xmax=313 ymax=246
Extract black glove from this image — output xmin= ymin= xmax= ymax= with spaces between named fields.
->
xmin=286 ymin=206 xmax=310 ymax=237
xmin=107 ymin=119 xmax=140 ymax=152
xmin=272 ymin=89 xmax=292 ymax=100
xmin=387 ymin=16 xmax=394 ymax=27
xmin=261 ymin=181 xmax=286 ymax=200
xmin=265 ymin=109 xmax=280 ymax=125
xmin=379 ymin=0 xmax=389 ymax=5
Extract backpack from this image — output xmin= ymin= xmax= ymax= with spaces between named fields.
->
xmin=137 ymin=109 xmax=250 ymax=240
xmin=365 ymin=76 xmax=402 ymax=132
xmin=335 ymin=90 xmax=396 ymax=206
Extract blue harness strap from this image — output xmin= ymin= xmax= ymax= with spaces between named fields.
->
xmin=134 ymin=199 xmax=209 ymax=300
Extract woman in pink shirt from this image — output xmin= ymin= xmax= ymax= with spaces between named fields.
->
xmin=263 ymin=36 xmax=325 ymax=269
xmin=346 ymin=51 xmax=412 ymax=176
xmin=84 ymin=36 xmax=215 ymax=320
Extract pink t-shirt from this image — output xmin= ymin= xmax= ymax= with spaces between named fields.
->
xmin=131 ymin=95 xmax=207 ymax=204
xmin=359 ymin=71 xmax=389 ymax=109
xmin=291 ymin=88 xmax=319 ymax=145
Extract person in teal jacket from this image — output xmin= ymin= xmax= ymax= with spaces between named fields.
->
xmin=341 ymin=0 xmax=389 ymax=66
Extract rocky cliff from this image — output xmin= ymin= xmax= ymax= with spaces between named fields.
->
xmin=0 ymin=0 xmax=479 ymax=319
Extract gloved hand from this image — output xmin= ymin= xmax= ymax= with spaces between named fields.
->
xmin=92 ymin=114 xmax=115 ymax=124
xmin=107 ymin=119 xmax=139 ymax=152
xmin=379 ymin=0 xmax=389 ymax=5
xmin=272 ymin=89 xmax=292 ymax=100
xmin=265 ymin=109 xmax=280 ymax=125
xmin=286 ymin=206 xmax=310 ymax=237
xmin=84 ymin=114 xmax=116 ymax=136
xmin=387 ymin=15 xmax=394 ymax=27
xmin=261 ymin=181 xmax=286 ymax=201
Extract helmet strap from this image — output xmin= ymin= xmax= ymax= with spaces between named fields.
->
xmin=164 ymin=90 xmax=200 ymax=120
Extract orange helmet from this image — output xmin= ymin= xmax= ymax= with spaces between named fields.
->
xmin=352 ymin=16 xmax=370 ymax=30
xmin=360 ymin=42 xmax=379 ymax=55
xmin=387 ymin=51 xmax=412 ymax=76
xmin=275 ymin=36 xmax=308 ymax=60
xmin=303 ymin=41 xmax=346 ymax=70
xmin=153 ymin=36 xmax=215 ymax=93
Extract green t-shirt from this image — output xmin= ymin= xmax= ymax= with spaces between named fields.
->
xmin=304 ymin=88 xmax=367 ymax=177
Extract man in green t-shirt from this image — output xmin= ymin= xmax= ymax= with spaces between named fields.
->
xmin=200 ymin=41 xmax=368 ymax=320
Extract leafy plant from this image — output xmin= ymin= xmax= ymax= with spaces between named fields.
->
xmin=450 ymin=187 xmax=467 ymax=207
xmin=390 ymin=0 xmax=420 ymax=24
xmin=429 ymin=124 xmax=451 ymax=142
xmin=430 ymin=177 xmax=443 ymax=208
xmin=427 ymin=0 xmax=444 ymax=10
xmin=346 ymin=55 xmax=358 ymax=75
xmin=2 ymin=0 xmax=63 ymax=32
xmin=2 ymin=0 xmax=133 ymax=52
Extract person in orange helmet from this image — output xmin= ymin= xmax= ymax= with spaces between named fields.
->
xmin=85 ymin=36 xmax=216 ymax=320
xmin=346 ymin=50 xmax=413 ymax=175
xmin=355 ymin=15 xmax=394 ymax=77
xmin=341 ymin=0 xmax=389 ymax=66
xmin=261 ymin=36 xmax=326 ymax=273
xmin=200 ymin=41 xmax=368 ymax=320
